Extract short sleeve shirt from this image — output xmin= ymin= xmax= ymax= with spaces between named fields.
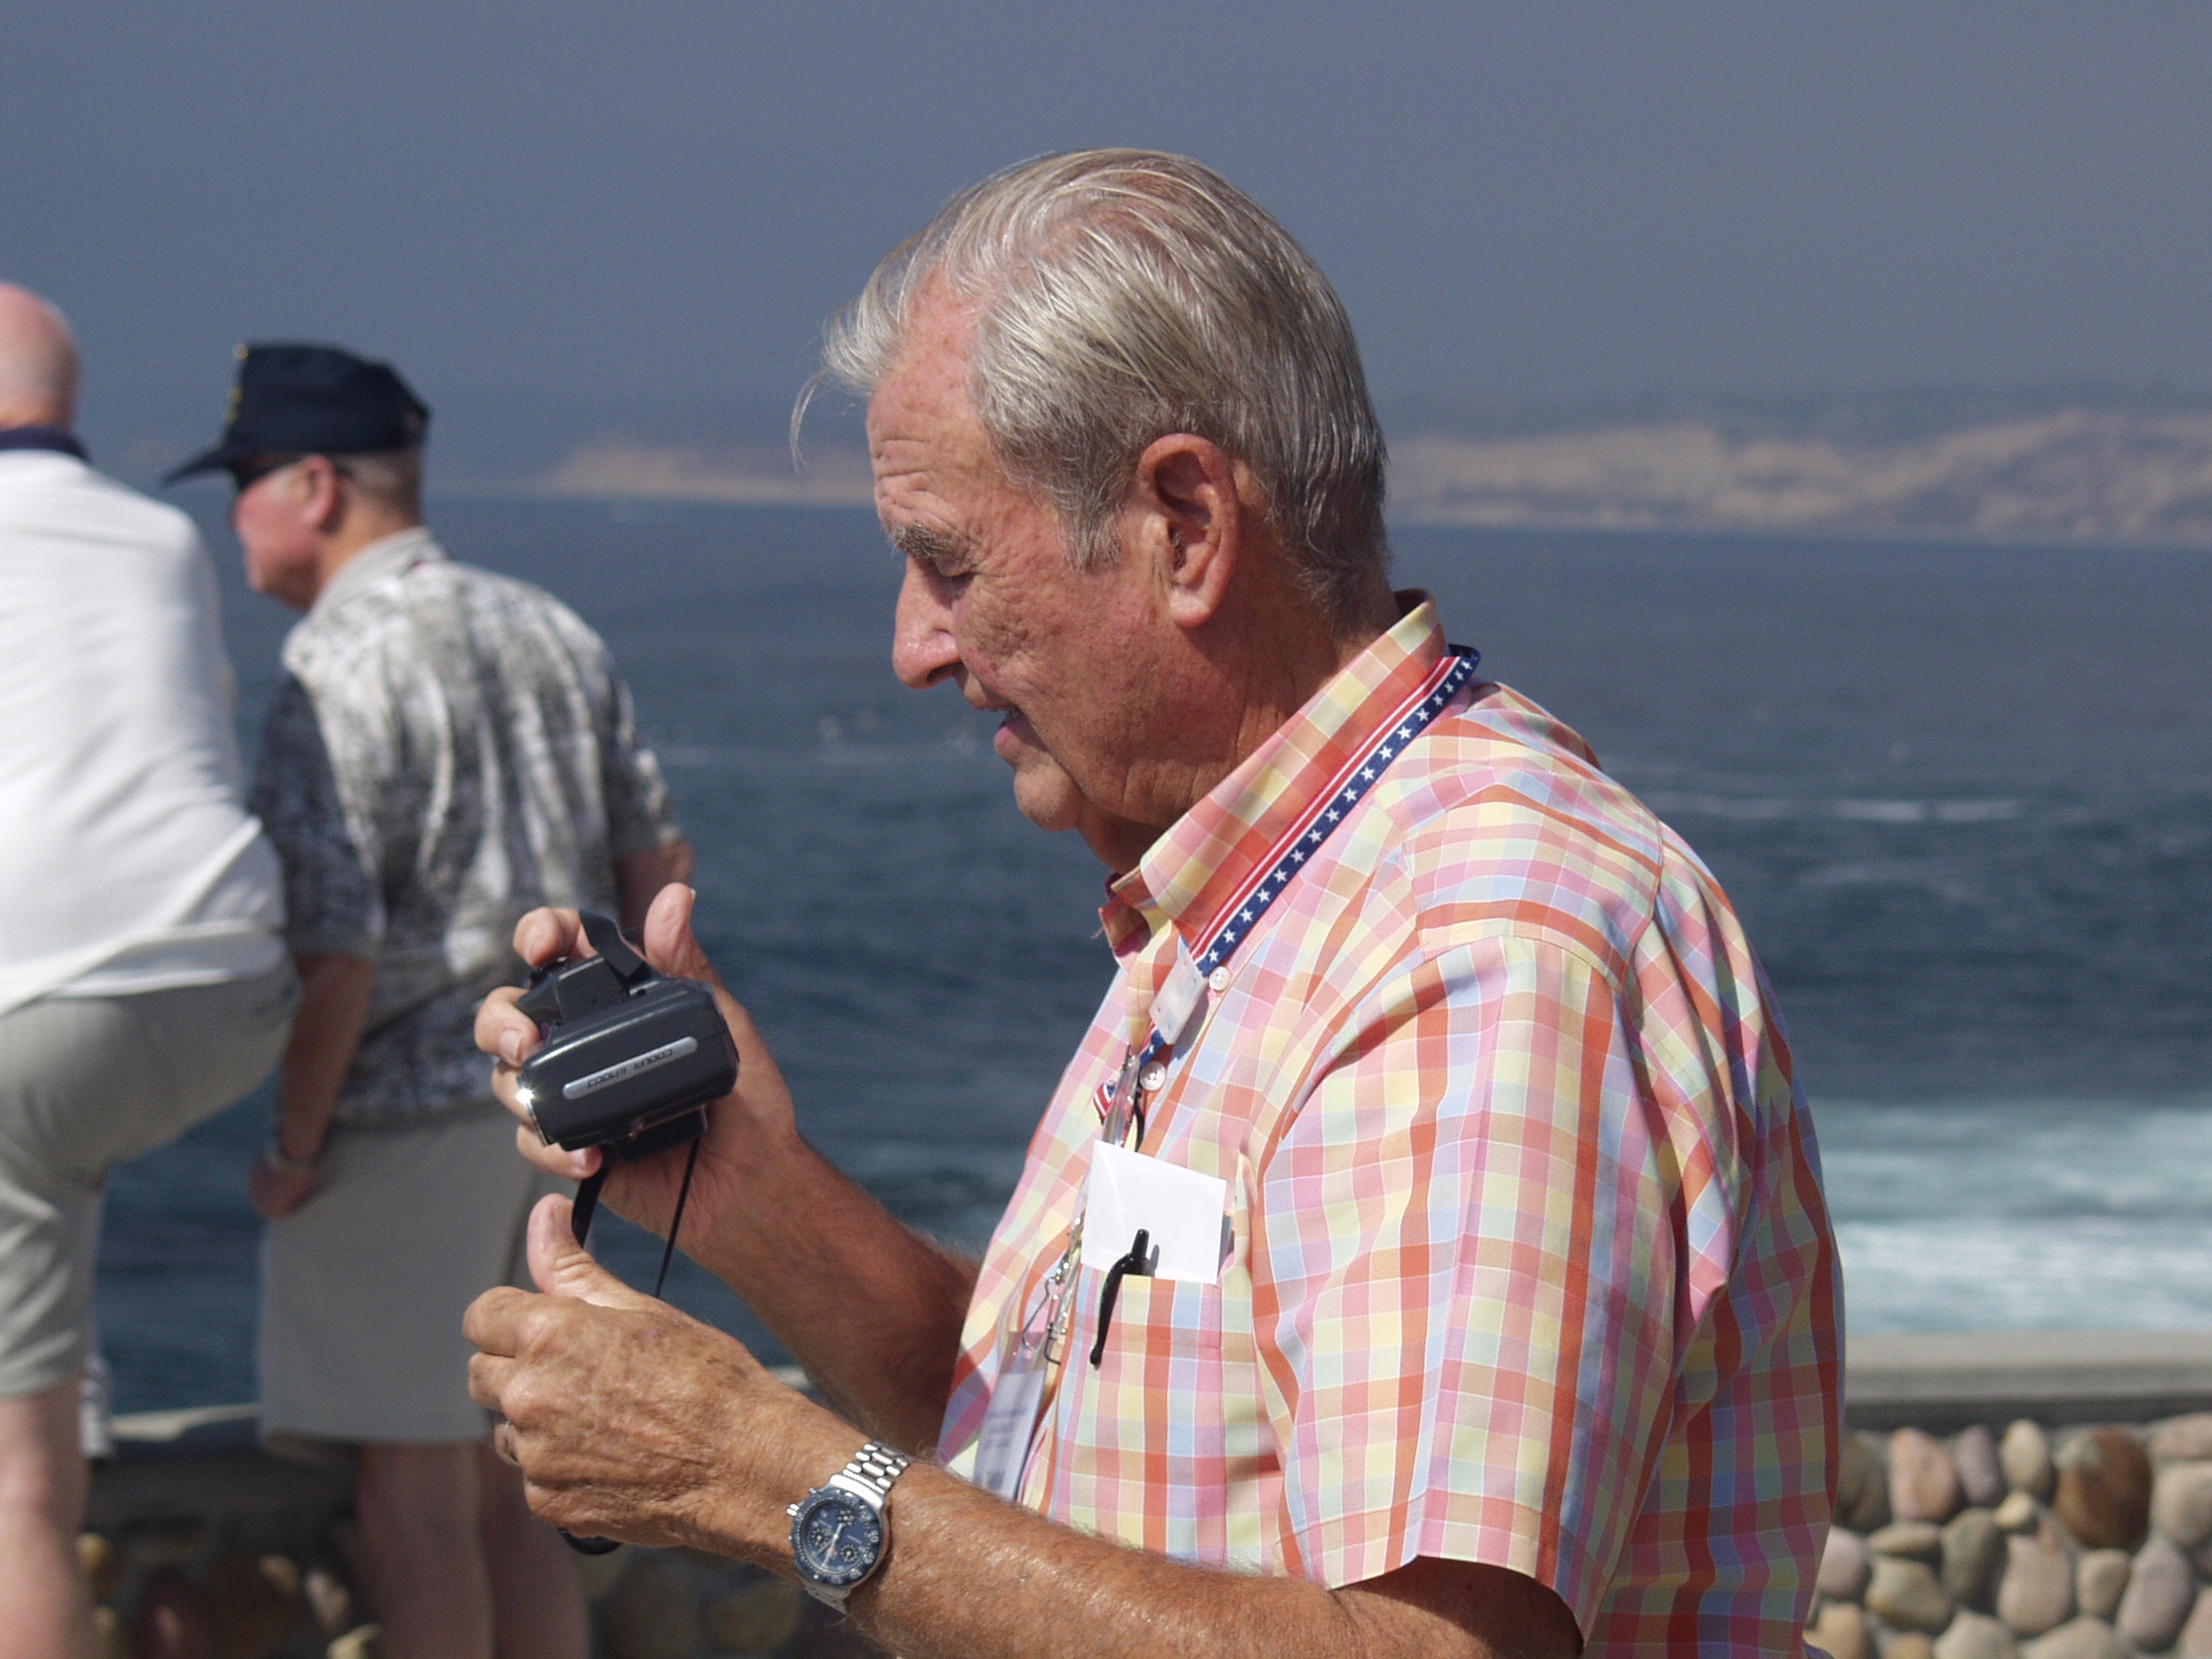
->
xmin=251 ymin=529 xmax=680 ymax=1125
xmin=938 ymin=598 xmax=1840 ymax=1655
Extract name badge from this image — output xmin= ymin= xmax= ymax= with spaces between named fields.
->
xmin=1079 ymin=1142 xmax=1229 ymax=1285
xmin=971 ymin=1256 xmax=1070 ymax=1501
xmin=972 ymin=1348 xmax=1049 ymax=1501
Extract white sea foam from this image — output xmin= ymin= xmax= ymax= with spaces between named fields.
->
xmin=1814 ymin=1097 xmax=2212 ymax=1332
xmin=1644 ymin=791 xmax=2030 ymax=826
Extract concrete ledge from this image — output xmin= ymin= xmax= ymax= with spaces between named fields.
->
xmin=1847 ymin=1328 xmax=2212 ymax=1430
xmin=87 ymin=1449 xmax=353 ymax=1531
xmin=111 ymin=1402 xmax=260 ymax=1446
xmin=87 ymin=1367 xmax=815 ymax=1533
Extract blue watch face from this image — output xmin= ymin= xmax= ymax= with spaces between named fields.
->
xmin=792 ymin=1489 xmax=884 ymax=1588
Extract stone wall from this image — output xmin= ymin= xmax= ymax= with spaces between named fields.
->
xmin=106 ymin=1415 xmax=2212 ymax=1659
xmin=90 ymin=1351 xmax=2212 ymax=1659
xmin=82 ymin=1426 xmax=886 ymax=1659
xmin=80 ymin=1496 xmax=884 ymax=1659
xmin=1812 ymin=1414 xmax=2212 ymax=1659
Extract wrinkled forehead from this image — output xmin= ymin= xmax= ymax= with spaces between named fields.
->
xmin=865 ymin=283 xmax=982 ymax=436
xmin=866 ymin=312 xmax=1009 ymax=516
xmin=865 ymin=343 xmax=973 ymax=456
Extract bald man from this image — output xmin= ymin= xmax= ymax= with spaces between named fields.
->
xmin=0 ymin=289 xmax=78 ymax=428
xmin=0 ymin=287 xmax=294 ymax=1659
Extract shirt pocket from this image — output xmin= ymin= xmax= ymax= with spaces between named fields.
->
xmin=1039 ymin=1264 xmax=1251 ymax=1564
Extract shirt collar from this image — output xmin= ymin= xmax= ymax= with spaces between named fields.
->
xmin=0 ymin=426 xmax=88 ymax=461
xmin=1101 ymin=593 xmax=1457 ymax=959
xmin=308 ymin=525 xmax=445 ymax=618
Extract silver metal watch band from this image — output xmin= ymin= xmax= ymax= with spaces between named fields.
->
xmin=837 ymin=1440 xmax=911 ymax=1501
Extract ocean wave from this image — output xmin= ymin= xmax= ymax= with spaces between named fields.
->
xmin=1816 ymin=1096 xmax=2212 ymax=1331
xmin=1643 ymin=790 xmax=2026 ymax=825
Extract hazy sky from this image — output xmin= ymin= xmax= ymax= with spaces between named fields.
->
xmin=5 ymin=3 xmax=2209 ymax=476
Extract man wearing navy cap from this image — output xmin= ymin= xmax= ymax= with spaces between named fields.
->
xmin=177 ymin=343 xmax=693 ymax=1659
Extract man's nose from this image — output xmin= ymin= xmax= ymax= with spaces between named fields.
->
xmin=891 ymin=561 xmax=959 ymax=690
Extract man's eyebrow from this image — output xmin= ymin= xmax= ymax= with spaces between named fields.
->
xmin=889 ymin=521 xmax=972 ymax=566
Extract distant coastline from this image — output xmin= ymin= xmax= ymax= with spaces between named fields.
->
xmin=533 ymin=405 xmax=2212 ymax=547
xmin=1390 ymin=409 xmax=2212 ymax=544
xmin=540 ymin=441 xmax=875 ymax=508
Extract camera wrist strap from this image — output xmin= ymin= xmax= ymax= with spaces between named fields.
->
xmin=552 ymin=1137 xmax=700 ymax=1559
xmin=567 ymin=1135 xmax=701 ymax=1301
xmin=653 ymin=1138 xmax=701 ymax=1299
xmin=571 ymin=1168 xmax=608 ymax=1248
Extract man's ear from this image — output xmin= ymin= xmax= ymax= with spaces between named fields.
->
xmin=1132 ymin=433 xmax=1242 ymax=630
xmin=297 ymin=455 xmax=348 ymax=532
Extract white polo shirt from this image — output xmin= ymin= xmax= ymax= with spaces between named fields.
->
xmin=0 ymin=448 xmax=283 ymax=1015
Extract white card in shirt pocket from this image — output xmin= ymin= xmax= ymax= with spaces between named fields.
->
xmin=1080 ymin=1142 xmax=1229 ymax=1285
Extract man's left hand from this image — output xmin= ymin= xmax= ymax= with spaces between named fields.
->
xmin=465 ymin=1193 xmax=860 ymax=1557
xmin=248 ymin=1155 xmax=320 ymax=1220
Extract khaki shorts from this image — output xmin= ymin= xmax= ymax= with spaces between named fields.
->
xmin=258 ymin=1101 xmax=559 ymax=1445
xmin=0 ymin=962 xmax=297 ymax=1397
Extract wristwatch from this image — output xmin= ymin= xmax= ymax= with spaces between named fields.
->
xmin=787 ymin=1440 xmax=910 ymax=1608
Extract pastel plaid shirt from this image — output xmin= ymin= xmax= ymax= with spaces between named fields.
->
xmin=940 ymin=597 xmax=1841 ymax=1653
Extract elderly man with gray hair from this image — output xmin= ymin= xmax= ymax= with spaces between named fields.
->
xmin=467 ymin=151 xmax=1841 ymax=1658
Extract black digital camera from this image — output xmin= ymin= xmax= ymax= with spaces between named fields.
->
xmin=514 ymin=911 xmax=739 ymax=1558
xmin=513 ymin=911 xmax=739 ymax=1164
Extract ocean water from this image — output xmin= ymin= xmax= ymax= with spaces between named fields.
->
xmin=96 ymin=501 xmax=2212 ymax=1413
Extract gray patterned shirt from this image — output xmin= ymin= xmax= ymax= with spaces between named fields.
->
xmin=251 ymin=528 xmax=680 ymax=1125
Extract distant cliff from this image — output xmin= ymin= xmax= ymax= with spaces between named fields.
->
xmin=542 ymin=405 xmax=2212 ymax=546
xmin=1390 ymin=410 xmax=2212 ymax=543
xmin=544 ymin=440 xmax=874 ymax=507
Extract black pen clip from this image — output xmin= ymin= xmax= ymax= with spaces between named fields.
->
xmin=1088 ymin=1227 xmax=1153 ymax=1368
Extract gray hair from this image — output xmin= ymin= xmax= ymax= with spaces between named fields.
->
xmin=334 ymin=447 xmax=425 ymax=517
xmin=815 ymin=150 xmax=1388 ymax=624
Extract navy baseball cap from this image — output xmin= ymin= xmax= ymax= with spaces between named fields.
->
xmin=167 ymin=343 xmax=430 ymax=482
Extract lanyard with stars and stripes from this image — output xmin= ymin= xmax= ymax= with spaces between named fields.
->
xmin=1096 ymin=646 xmax=1481 ymax=1145
xmin=982 ymin=644 xmax=1484 ymax=1504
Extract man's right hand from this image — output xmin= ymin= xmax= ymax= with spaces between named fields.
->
xmin=474 ymin=883 xmax=799 ymax=1256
